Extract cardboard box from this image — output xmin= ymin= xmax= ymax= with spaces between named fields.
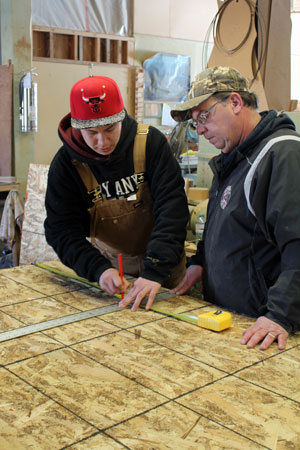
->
xmin=188 ymin=187 xmax=209 ymax=202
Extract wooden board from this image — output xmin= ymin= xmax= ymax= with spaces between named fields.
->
xmin=19 ymin=163 xmax=58 ymax=265
xmin=0 ymin=64 xmax=13 ymax=176
xmin=263 ymin=0 xmax=291 ymax=111
xmin=207 ymin=0 xmax=257 ymax=79
xmin=207 ymin=0 xmax=268 ymax=111
xmin=256 ymin=0 xmax=272 ymax=84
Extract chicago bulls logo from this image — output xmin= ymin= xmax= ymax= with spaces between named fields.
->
xmin=81 ymin=85 xmax=106 ymax=113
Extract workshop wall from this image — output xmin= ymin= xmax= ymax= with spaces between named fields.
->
xmin=33 ymin=0 xmax=217 ymax=165
xmin=291 ymin=12 xmax=300 ymax=103
xmin=134 ymin=0 xmax=217 ymax=78
xmin=134 ymin=0 xmax=217 ymax=42
xmin=134 ymin=35 xmax=210 ymax=83
xmin=32 ymin=0 xmax=296 ymax=167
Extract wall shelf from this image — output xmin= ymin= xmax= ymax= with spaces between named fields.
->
xmin=32 ymin=26 xmax=135 ymax=66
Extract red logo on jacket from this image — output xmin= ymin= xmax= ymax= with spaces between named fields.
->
xmin=220 ymin=185 xmax=231 ymax=209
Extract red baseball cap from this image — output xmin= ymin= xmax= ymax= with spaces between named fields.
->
xmin=70 ymin=76 xmax=125 ymax=129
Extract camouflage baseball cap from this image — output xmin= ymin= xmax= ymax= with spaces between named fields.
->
xmin=171 ymin=66 xmax=249 ymax=122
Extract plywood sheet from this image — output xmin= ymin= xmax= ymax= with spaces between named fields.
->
xmin=0 ymin=369 xmax=96 ymax=449
xmin=256 ymin=0 xmax=272 ymax=84
xmin=0 ymin=263 xmax=299 ymax=448
xmin=19 ymin=163 xmax=58 ymax=265
xmin=0 ymin=65 xmax=13 ymax=176
xmin=207 ymin=0 xmax=257 ymax=79
xmin=263 ymin=0 xmax=291 ymax=110
xmin=207 ymin=0 xmax=268 ymax=111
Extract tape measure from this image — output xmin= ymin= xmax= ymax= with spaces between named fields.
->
xmin=197 ymin=310 xmax=232 ymax=331
xmin=0 ymin=289 xmax=175 ymax=343
xmin=0 ymin=304 xmax=119 ymax=343
xmin=150 ymin=307 xmax=232 ymax=332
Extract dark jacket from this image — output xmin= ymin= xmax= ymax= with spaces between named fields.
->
xmin=191 ymin=110 xmax=300 ymax=333
xmin=44 ymin=112 xmax=189 ymax=285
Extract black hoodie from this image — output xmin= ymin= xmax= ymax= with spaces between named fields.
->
xmin=44 ymin=112 xmax=189 ymax=284
xmin=192 ymin=110 xmax=300 ymax=333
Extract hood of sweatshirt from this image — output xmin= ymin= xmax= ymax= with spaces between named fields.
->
xmin=58 ymin=110 xmax=138 ymax=167
xmin=236 ymin=109 xmax=296 ymax=155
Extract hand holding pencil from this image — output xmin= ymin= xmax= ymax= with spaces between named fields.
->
xmin=98 ymin=255 xmax=129 ymax=298
xmin=100 ymin=253 xmax=161 ymax=311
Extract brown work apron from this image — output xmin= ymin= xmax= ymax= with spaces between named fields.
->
xmin=73 ymin=123 xmax=185 ymax=287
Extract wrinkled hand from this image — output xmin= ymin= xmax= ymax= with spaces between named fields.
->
xmin=240 ymin=316 xmax=289 ymax=351
xmin=99 ymin=268 xmax=129 ymax=297
xmin=118 ymin=277 xmax=161 ymax=312
xmin=171 ymin=265 xmax=203 ymax=295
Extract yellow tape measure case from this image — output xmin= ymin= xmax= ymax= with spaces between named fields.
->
xmin=197 ymin=310 xmax=232 ymax=331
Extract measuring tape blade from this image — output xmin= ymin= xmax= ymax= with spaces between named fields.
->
xmin=0 ymin=303 xmax=120 ymax=343
xmin=0 ymin=290 xmax=176 ymax=343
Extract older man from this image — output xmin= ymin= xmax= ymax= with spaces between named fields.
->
xmin=171 ymin=66 xmax=300 ymax=351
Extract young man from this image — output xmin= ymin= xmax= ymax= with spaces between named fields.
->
xmin=171 ymin=66 xmax=300 ymax=351
xmin=44 ymin=76 xmax=189 ymax=311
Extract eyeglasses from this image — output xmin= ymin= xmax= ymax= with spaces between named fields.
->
xmin=190 ymin=100 xmax=223 ymax=128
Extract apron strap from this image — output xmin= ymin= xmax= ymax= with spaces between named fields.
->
xmin=133 ymin=123 xmax=149 ymax=173
xmin=72 ymin=160 xmax=99 ymax=192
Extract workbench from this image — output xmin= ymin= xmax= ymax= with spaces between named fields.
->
xmin=0 ymin=261 xmax=299 ymax=449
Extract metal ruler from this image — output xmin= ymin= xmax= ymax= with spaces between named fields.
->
xmin=0 ymin=290 xmax=175 ymax=343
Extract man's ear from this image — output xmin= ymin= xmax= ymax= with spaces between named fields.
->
xmin=229 ymin=92 xmax=243 ymax=114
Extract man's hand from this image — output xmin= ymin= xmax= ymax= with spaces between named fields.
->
xmin=118 ymin=277 xmax=161 ymax=312
xmin=240 ymin=316 xmax=289 ymax=351
xmin=99 ymin=268 xmax=129 ymax=297
xmin=171 ymin=265 xmax=203 ymax=295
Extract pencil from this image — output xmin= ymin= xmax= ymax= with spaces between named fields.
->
xmin=118 ymin=253 xmax=124 ymax=299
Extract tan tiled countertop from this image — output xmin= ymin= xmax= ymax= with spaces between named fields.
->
xmin=0 ymin=261 xmax=299 ymax=449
